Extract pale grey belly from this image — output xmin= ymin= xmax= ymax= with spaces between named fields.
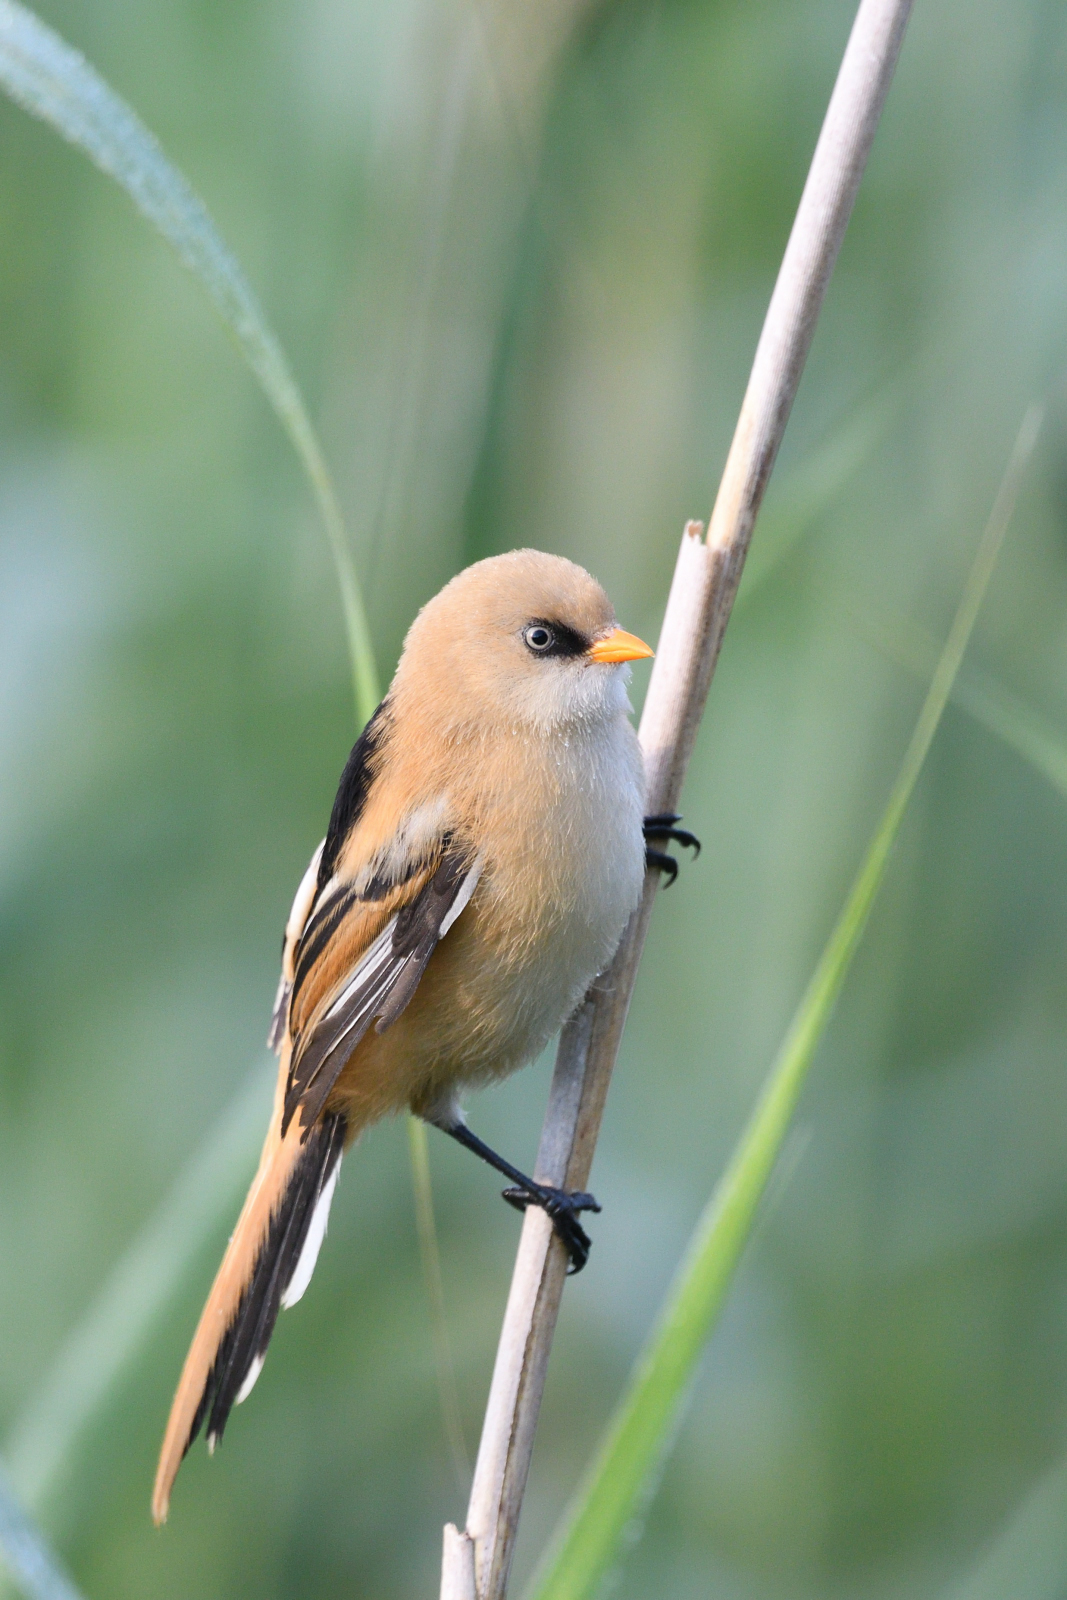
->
xmin=453 ymin=822 xmax=644 ymax=1086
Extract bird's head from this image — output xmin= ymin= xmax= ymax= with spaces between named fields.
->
xmin=395 ymin=549 xmax=653 ymax=735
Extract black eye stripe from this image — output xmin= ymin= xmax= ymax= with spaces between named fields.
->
xmin=522 ymin=618 xmax=588 ymax=659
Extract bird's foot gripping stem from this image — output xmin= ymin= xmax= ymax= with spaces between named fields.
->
xmin=642 ymin=812 xmax=701 ymax=887
xmin=433 ymin=1117 xmax=602 ymax=1273
xmin=501 ymin=1184 xmax=601 ymax=1274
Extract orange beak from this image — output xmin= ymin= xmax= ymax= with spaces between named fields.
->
xmin=588 ymin=627 xmax=655 ymax=665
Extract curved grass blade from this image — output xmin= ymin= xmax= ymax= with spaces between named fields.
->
xmin=2 ymin=1064 xmax=271 ymax=1513
xmin=0 ymin=7 xmax=472 ymax=1521
xmin=0 ymin=1466 xmax=85 ymax=1600
xmin=0 ymin=0 xmax=378 ymax=722
xmin=525 ymin=404 xmax=1044 ymax=1600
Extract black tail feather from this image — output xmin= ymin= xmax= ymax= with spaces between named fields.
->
xmin=185 ymin=1110 xmax=347 ymax=1457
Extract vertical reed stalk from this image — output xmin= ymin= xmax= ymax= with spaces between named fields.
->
xmin=440 ymin=0 xmax=915 ymax=1593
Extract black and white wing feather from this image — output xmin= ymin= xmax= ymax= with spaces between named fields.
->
xmin=268 ymin=839 xmax=325 ymax=1052
xmin=281 ymin=842 xmax=483 ymax=1134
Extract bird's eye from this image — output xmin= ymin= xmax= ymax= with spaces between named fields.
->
xmin=523 ymin=624 xmax=554 ymax=653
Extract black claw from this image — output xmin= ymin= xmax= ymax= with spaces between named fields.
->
xmin=662 ymin=827 xmax=700 ymax=854
xmin=500 ymin=1185 xmax=602 ymax=1273
xmin=642 ymin=813 xmax=701 ymax=857
xmin=644 ymin=846 xmax=679 ymax=886
xmin=643 ymin=812 xmax=700 ymax=888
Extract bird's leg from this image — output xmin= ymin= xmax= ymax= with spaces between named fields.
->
xmin=642 ymin=812 xmax=701 ymax=887
xmin=430 ymin=1117 xmax=601 ymax=1274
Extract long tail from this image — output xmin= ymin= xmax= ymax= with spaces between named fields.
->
xmin=152 ymin=1086 xmax=346 ymax=1524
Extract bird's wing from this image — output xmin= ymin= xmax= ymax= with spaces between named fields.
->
xmin=267 ymin=697 xmax=392 ymax=1053
xmin=266 ymin=697 xmax=482 ymax=1137
xmin=282 ymin=837 xmax=482 ymax=1133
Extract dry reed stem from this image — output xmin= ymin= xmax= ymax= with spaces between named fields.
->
xmin=441 ymin=1 xmax=915 ymax=1594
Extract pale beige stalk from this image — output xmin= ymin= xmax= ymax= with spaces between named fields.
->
xmin=440 ymin=0 xmax=916 ymax=1594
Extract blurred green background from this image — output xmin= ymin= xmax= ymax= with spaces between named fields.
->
xmin=2 ymin=0 xmax=1067 ymax=1596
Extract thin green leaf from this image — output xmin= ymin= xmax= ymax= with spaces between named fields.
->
xmin=525 ymin=403 xmax=1044 ymax=1600
xmin=0 ymin=1466 xmax=86 ymax=1600
xmin=0 ymin=10 xmax=479 ymax=1533
xmin=2 ymin=1064 xmax=271 ymax=1513
xmin=0 ymin=0 xmax=378 ymax=722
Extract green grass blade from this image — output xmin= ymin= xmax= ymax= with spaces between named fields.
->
xmin=0 ymin=11 xmax=474 ymax=1522
xmin=0 ymin=10 xmax=477 ymax=1527
xmin=2 ymin=1064 xmax=271 ymax=1512
xmin=0 ymin=4 xmax=487 ymax=1547
xmin=525 ymin=403 xmax=1044 ymax=1600
xmin=0 ymin=0 xmax=379 ymax=722
xmin=0 ymin=1466 xmax=86 ymax=1600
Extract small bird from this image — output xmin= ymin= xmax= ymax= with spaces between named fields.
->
xmin=151 ymin=548 xmax=697 ymax=1523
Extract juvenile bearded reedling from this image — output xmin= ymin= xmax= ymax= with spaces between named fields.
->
xmin=152 ymin=547 xmax=698 ymax=1524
